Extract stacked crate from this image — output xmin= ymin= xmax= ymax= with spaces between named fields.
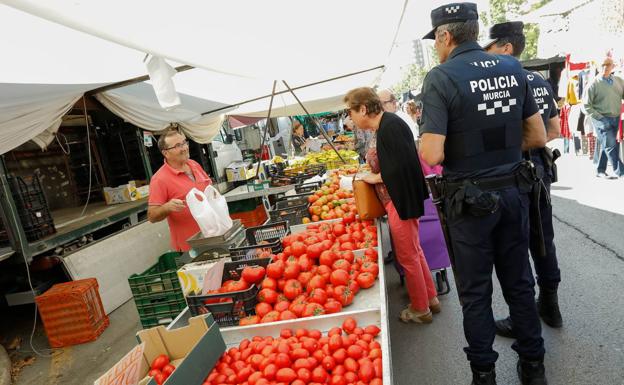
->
xmin=35 ymin=278 xmax=109 ymax=348
xmin=8 ymin=174 xmax=56 ymax=242
xmin=128 ymin=252 xmax=186 ymax=328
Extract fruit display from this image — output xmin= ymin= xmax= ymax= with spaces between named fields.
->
xmin=290 ymin=150 xmax=359 ymax=169
xmin=302 ymin=173 xmax=355 ymax=223
xmin=148 ymin=354 xmax=176 ymax=385
xmin=202 ymin=317 xmax=383 ymax=385
xmin=333 ymin=134 xmax=354 ymax=142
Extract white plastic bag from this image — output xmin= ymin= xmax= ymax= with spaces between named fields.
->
xmin=204 ymin=185 xmax=233 ymax=233
xmin=339 ymin=175 xmax=354 ymax=191
xmin=186 ymin=188 xmax=221 ymax=238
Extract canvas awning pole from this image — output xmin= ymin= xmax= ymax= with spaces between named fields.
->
xmin=200 ymin=65 xmax=384 ymax=116
xmin=254 ymin=80 xmax=277 ymax=180
xmin=85 ymin=65 xmax=194 ymax=96
xmin=282 ymin=80 xmax=345 ymax=164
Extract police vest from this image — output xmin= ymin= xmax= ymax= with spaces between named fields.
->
xmin=436 ymin=55 xmax=527 ymax=173
xmin=525 ymin=70 xmax=554 ymax=128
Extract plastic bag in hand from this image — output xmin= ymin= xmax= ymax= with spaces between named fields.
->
xmin=186 ymin=188 xmax=222 ymax=238
xmin=204 ymin=185 xmax=233 ymax=233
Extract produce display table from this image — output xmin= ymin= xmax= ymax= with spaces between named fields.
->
xmin=168 ymin=218 xmax=395 ymax=384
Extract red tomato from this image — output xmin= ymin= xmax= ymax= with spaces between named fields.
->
xmin=328 ymin=327 xmax=343 ymax=337
xmin=302 ymin=302 xmax=325 ymax=317
xmin=358 ymin=359 xmax=375 ymax=382
xmin=298 ymin=255 xmax=314 ymax=272
xmin=360 ymin=262 xmax=379 ymax=277
xmin=283 ymin=262 xmax=301 ymax=280
xmin=308 ymin=288 xmax=328 ymax=305
xmin=275 ymin=353 xmax=291 ymax=368
xmin=291 ymin=242 xmax=307 ymax=257
xmin=373 ymin=357 xmax=383 ymax=378
xmin=342 ymin=317 xmax=357 ymax=334
xmin=312 ymin=366 xmax=328 ymax=382
xmin=263 ymin=363 xmax=278 ymax=380
xmin=289 ymin=302 xmax=306 ymax=317
xmin=237 ymin=367 xmax=253 ymax=383
xmin=319 ymin=250 xmax=335 ymax=266
xmin=274 ymin=300 xmax=290 ymax=312
xmin=330 ymin=269 xmax=350 ymax=286
xmin=257 ymin=288 xmax=278 ymax=304
xmin=344 ymin=357 xmax=358 ymax=373
xmin=347 ymin=279 xmax=360 ymax=295
xmin=328 ymin=335 xmax=342 ymax=351
xmin=260 ymin=310 xmax=280 ymax=323
xmin=332 ymin=223 xmax=346 ymax=236
xmin=347 ymin=345 xmax=364 ymax=359
xmin=152 ymin=372 xmax=166 ymax=385
xmin=283 ymin=279 xmax=304 ymax=300
xmin=148 ymin=369 xmax=161 ymax=377
xmin=261 ymin=277 xmax=278 ymax=291
xmin=255 ymin=302 xmax=273 ymax=318
xmin=242 ymin=266 xmax=266 ymax=285
xmin=316 ymin=265 xmax=332 ymax=281
xmin=240 ymin=315 xmax=260 ymax=326
xmin=229 ymin=278 xmax=250 ymax=292
xmin=332 ymin=348 xmax=348 ymax=364
xmin=365 ymin=325 xmax=381 ymax=337
xmin=307 ymin=275 xmax=327 ymax=292
xmin=334 ymin=286 xmax=355 ymax=306
xmin=297 ymin=271 xmax=313 ymax=287
xmin=279 ymin=310 xmax=298 ymax=320
xmin=267 ymin=261 xmax=285 ymax=279
xmin=330 ymin=374 xmax=347 ymax=385
xmin=276 ymin=367 xmax=297 ymax=383
xmin=323 ymin=299 xmax=343 ymax=314
xmin=356 ymin=272 xmax=376 ymax=289
xmin=151 ymin=354 xmax=170 ymax=371
xmin=332 ymin=259 xmax=351 ymax=272
xmin=306 ymin=243 xmax=323 ymax=259
xmin=277 ymin=278 xmax=287 ymax=292
xmin=322 ymin=356 xmax=336 ymax=371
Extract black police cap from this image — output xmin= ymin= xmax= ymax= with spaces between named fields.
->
xmin=482 ymin=21 xmax=524 ymax=49
xmin=423 ymin=2 xmax=479 ymax=40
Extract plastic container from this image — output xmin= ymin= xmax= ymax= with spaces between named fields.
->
xmin=185 ymin=258 xmax=272 ymax=326
xmin=295 ymin=181 xmax=322 ymax=194
xmin=127 ymin=252 xmax=186 ymax=328
xmin=268 ymin=204 xmax=308 ymax=226
xmin=229 ymin=204 xmax=267 ymax=228
xmin=274 ymin=193 xmax=312 ymax=209
xmin=35 ymin=278 xmax=109 ymax=348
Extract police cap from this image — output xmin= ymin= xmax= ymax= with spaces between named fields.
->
xmin=423 ymin=2 xmax=479 ymax=40
xmin=482 ymin=21 xmax=524 ymax=49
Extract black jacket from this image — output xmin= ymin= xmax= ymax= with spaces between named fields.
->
xmin=376 ymin=112 xmax=428 ymax=220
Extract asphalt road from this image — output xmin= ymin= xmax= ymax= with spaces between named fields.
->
xmin=386 ymin=194 xmax=624 ymax=385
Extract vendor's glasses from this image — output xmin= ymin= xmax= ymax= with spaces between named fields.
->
xmin=164 ymin=140 xmax=189 ymax=151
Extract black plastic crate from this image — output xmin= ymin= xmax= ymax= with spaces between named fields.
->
xmin=245 ymin=221 xmax=290 ymax=244
xmin=274 ymin=193 xmax=312 ymax=209
xmin=228 ymin=239 xmax=282 ymax=260
xmin=268 ymin=204 xmax=308 ymax=226
xmin=186 ymin=258 xmax=271 ymax=326
xmin=295 ymin=182 xmax=322 ymax=194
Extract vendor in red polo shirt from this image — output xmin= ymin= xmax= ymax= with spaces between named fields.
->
xmin=148 ymin=128 xmax=212 ymax=251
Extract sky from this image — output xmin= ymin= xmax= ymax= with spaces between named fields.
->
xmin=380 ymin=0 xmax=491 ymax=88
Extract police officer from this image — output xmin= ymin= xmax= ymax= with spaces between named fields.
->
xmin=418 ymin=3 xmax=548 ymax=384
xmin=483 ymin=21 xmax=563 ymax=338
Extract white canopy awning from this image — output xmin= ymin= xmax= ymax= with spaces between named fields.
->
xmin=0 ymin=0 xmax=407 ymax=152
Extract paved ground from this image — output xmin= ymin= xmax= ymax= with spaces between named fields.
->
xmin=3 ymin=151 xmax=624 ymax=385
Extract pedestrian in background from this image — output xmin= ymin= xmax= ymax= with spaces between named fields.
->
xmin=584 ymin=57 xmax=624 ymax=178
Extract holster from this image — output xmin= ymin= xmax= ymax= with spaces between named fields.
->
xmin=541 ymin=147 xmax=560 ymax=183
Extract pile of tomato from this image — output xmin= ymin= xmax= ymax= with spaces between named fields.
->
xmin=304 ymin=173 xmax=357 ymax=223
xmin=240 ymin=218 xmax=379 ymax=325
xmin=148 ymin=354 xmax=176 ymax=385
xmin=202 ymin=317 xmax=383 ymax=385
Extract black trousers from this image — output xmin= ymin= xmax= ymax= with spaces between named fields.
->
xmin=446 ymin=187 xmax=545 ymax=366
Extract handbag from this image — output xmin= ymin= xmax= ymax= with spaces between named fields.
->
xmin=352 ymin=168 xmax=386 ymax=220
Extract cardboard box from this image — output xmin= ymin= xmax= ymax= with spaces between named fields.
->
xmin=177 ymin=259 xmax=228 ymax=296
xmin=225 ymin=161 xmax=254 ymax=182
xmin=103 ymin=180 xmax=149 ymax=205
xmin=94 ymin=314 xmax=225 ymax=385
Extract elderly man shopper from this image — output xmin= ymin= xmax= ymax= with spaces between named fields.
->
xmin=148 ymin=128 xmax=213 ymax=251
xmin=377 ymin=89 xmax=419 ymax=141
xmin=584 ymin=57 xmax=624 ymax=178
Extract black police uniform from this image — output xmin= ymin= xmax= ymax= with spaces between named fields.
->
xmin=420 ymin=41 xmax=546 ymax=368
xmin=524 ymin=71 xmax=561 ymax=289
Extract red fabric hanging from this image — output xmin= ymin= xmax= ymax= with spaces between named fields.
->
xmin=560 ymin=104 xmax=571 ymax=139
xmin=565 ymin=54 xmax=589 ymax=71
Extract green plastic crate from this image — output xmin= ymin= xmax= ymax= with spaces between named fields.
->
xmin=227 ymin=198 xmax=261 ymax=214
xmin=128 ymin=252 xmax=185 ymax=328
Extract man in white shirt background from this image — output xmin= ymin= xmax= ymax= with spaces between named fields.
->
xmin=377 ymin=89 xmax=420 ymax=141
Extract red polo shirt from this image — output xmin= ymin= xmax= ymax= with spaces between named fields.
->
xmin=149 ymin=159 xmax=212 ymax=251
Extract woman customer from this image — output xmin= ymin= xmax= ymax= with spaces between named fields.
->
xmin=291 ymin=119 xmax=310 ymax=156
xmin=344 ymin=87 xmax=440 ymax=323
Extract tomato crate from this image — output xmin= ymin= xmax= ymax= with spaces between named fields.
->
xmin=294 ymin=181 xmax=322 ymax=194
xmin=128 ymin=252 xmax=186 ymax=328
xmin=268 ymin=204 xmax=308 ymax=226
xmin=230 ymin=204 xmax=267 ymax=228
xmin=274 ymin=193 xmax=312 ymax=209
xmin=228 ymin=239 xmax=282 ymax=260
xmin=185 ymin=258 xmax=272 ymax=326
xmin=245 ymin=221 xmax=290 ymax=243
xmin=35 ymin=278 xmax=109 ymax=348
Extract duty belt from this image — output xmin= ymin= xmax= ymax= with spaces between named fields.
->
xmin=442 ymin=165 xmax=537 ymax=196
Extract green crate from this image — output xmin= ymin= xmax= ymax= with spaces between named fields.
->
xmin=138 ymin=308 xmax=184 ymax=328
xmin=128 ymin=252 xmax=185 ymax=328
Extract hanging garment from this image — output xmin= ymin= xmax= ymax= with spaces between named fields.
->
xmin=560 ymin=104 xmax=571 ymax=139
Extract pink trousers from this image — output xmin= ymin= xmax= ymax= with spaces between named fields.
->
xmin=386 ymin=201 xmax=437 ymax=311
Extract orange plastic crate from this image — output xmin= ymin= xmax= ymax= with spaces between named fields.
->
xmin=230 ymin=204 xmax=267 ymax=228
xmin=35 ymin=278 xmax=109 ymax=348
